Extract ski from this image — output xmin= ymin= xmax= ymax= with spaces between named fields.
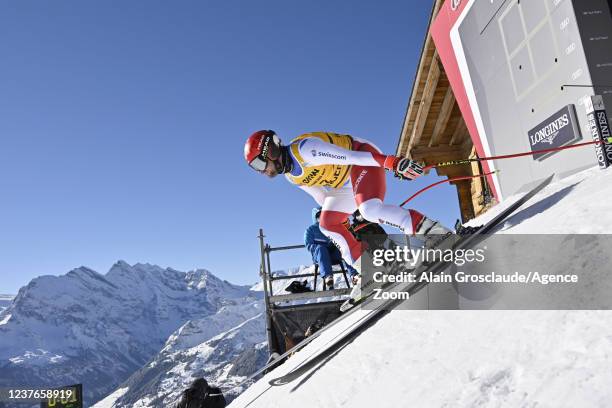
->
xmin=339 ymin=173 xmax=553 ymax=312
xmin=269 ymin=174 xmax=554 ymax=386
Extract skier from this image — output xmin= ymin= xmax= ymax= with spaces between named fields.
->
xmin=244 ymin=130 xmax=454 ymax=281
xmin=305 ymin=206 xmax=359 ymax=290
xmin=175 ymin=378 xmax=226 ymax=408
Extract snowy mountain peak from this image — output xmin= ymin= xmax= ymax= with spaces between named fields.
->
xmin=0 ymin=261 xmax=259 ymax=407
xmin=111 ymin=259 xmax=131 ymax=270
xmin=185 ymin=268 xmax=218 ymax=289
xmin=68 ymin=265 xmax=98 ymax=275
xmin=107 ymin=260 xmax=164 ymax=279
xmin=66 ymin=266 xmax=115 ymax=286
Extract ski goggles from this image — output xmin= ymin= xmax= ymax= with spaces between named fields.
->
xmin=248 ymin=155 xmax=268 ymax=172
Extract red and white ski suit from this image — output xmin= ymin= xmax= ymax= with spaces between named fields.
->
xmin=285 ymin=133 xmax=424 ymax=270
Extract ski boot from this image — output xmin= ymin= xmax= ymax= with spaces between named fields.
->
xmin=411 ymin=210 xmax=454 ymax=248
xmin=454 ymin=219 xmax=483 ymax=236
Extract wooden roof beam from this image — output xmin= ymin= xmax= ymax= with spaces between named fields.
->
xmin=411 ymin=144 xmax=464 ymax=158
xmin=448 ymin=117 xmax=467 ymax=146
xmin=406 ymin=53 xmax=441 ymax=155
xmin=396 ymin=0 xmax=445 ymax=157
xmin=428 ymin=85 xmax=455 ymax=147
xmin=412 ymin=137 xmax=473 ymax=161
xmin=397 ymin=47 xmax=435 ymax=156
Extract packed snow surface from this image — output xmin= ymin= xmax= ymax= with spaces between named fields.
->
xmin=231 ymin=167 xmax=612 ymax=408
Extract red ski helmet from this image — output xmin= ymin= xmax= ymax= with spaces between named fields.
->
xmin=244 ymin=130 xmax=282 ymax=172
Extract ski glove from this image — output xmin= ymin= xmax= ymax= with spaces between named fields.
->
xmin=383 ymin=156 xmax=424 ymax=181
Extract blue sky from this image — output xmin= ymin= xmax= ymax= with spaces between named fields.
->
xmin=0 ymin=0 xmax=461 ymax=294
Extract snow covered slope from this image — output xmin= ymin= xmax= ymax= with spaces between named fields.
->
xmin=0 ymin=261 xmax=260 ymax=407
xmin=231 ymin=166 xmax=612 ymax=408
xmin=94 ymin=266 xmax=350 ymax=407
xmin=93 ymin=303 xmax=268 ymax=407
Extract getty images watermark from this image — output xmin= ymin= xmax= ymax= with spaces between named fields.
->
xmin=359 ymin=234 xmax=612 ymax=310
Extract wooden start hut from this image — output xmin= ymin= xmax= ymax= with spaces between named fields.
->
xmin=396 ymin=0 xmax=494 ymax=222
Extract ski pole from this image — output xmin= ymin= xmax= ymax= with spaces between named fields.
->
xmin=399 ymin=170 xmax=498 ymax=207
xmin=424 ymin=140 xmax=603 ymax=171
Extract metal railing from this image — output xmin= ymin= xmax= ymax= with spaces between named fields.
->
xmin=257 ymin=228 xmax=352 ymax=355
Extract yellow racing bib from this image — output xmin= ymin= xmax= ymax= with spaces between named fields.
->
xmin=286 ymin=132 xmax=353 ymax=188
